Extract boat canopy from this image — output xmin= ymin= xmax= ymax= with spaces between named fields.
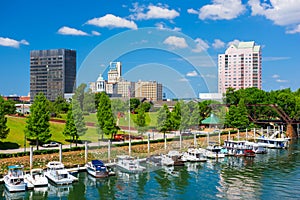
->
xmin=91 ymin=160 xmax=105 ymax=167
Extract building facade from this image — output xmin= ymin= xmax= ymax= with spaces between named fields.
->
xmin=218 ymin=41 xmax=262 ymax=94
xmin=117 ymin=78 xmax=135 ymax=98
xmin=135 ymin=81 xmax=163 ymax=101
xmin=30 ymin=49 xmax=76 ymax=102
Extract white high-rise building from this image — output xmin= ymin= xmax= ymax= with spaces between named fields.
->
xmin=218 ymin=41 xmax=262 ymax=94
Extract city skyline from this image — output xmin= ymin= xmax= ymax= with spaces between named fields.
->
xmin=1 ymin=0 xmax=300 ymax=96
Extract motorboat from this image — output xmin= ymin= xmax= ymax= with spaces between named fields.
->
xmin=44 ymin=161 xmax=75 ymax=185
xmin=255 ymin=131 xmax=289 ymax=149
xmin=161 ymin=154 xmax=175 ymax=166
xmin=182 ymin=148 xmax=207 ymax=162
xmin=4 ymin=165 xmax=26 ymax=192
xmin=24 ymin=168 xmax=48 ymax=188
xmin=147 ymin=155 xmax=163 ymax=167
xmin=204 ymin=144 xmax=226 ymax=159
xmin=116 ymin=155 xmax=146 ymax=173
xmin=85 ymin=160 xmax=109 ymax=178
xmin=165 ymin=151 xmax=185 ymax=166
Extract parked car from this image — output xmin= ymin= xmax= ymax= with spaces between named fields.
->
xmin=42 ymin=142 xmax=60 ymax=148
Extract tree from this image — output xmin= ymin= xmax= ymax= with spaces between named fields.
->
xmin=134 ymin=103 xmax=147 ymax=135
xmin=83 ymin=89 xmax=96 ymax=113
xmin=63 ymin=104 xmax=77 ymax=146
xmin=96 ymin=92 xmax=118 ymax=139
xmin=24 ymin=93 xmax=51 ymax=150
xmin=3 ymin=99 xmax=16 ymax=115
xmin=157 ymin=104 xmax=172 ymax=139
xmin=225 ymin=99 xmax=249 ymax=130
xmin=72 ymin=99 xmax=87 ymax=146
xmin=130 ymin=98 xmax=140 ymax=113
xmin=0 ymin=96 xmax=10 ymax=140
xmin=73 ymin=83 xmax=87 ymax=110
xmin=171 ymin=101 xmax=181 ymax=132
xmin=53 ymin=95 xmax=69 ymax=114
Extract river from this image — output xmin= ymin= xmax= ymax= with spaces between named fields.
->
xmin=1 ymin=140 xmax=300 ymax=200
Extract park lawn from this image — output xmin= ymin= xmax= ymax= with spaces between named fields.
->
xmin=5 ymin=116 xmax=99 ymax=148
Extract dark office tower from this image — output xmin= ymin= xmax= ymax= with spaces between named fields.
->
xmin=30 ymin=49 xmax=76 ymax=102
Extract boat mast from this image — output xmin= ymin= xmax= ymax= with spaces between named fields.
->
xmin=128 ymin=86 xmax=131 ymax=156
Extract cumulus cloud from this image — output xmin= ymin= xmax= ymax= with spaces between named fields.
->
xmin=0 ymin=37 xmax=29 ymax=48
xmin=86 ymin=14 xmax=138 ymax=30
xmin=276 ymin=79 xmax=289 ymax=83
xmin=212 ymin=39 xmax=225 ymax=49
xmin=57 ymin=26 xmax=89 ymax=36
xmin=91 ymin=31 xmax=101 ymax=36
xmin=186 ymin=71 xmax=198 ymax=77
xmin=163 ymin=36 xmax=188 ymax=49
xmin=249 ymin=0 xmax=300 ymax=26
xmin=187 ymin=8 xmax=199 ymax=15
xmin=192 ymin=38 xmax=209 ymax=53
xmin=199 ymin=0 xmax=246 ymax=20
xmin=131 ymin=4 xmax=179 ymax=20
xmin=286 ymin=24 xmax=300 ymax=34
xmin=155 ymin=22 xmax=181 ymax=31
xmin=272 ymin=74 xmax=280 ymax=79
xmin=227 ymin=39 xmax=241 ymax=47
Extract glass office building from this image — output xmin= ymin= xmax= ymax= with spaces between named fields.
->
xmin=30 ymin=49 xmax=76 ymax=102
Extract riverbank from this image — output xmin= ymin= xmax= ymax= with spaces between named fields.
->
xmin=0 ymin=131 xmax=249 ymax=177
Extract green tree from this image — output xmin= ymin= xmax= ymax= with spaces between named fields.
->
xmin=63 ymin=104 xmax=77 ymax=145
xmin=24 ymin=93 xmax=51 ymax=150
xmin=179 ymin=103 xmax=190 ymax=132
xmin=3 ymin=99 xmax=16 ymax=115
xmin=130 ymin=98 xmax=140 ymax=113
xmin=96 ymin=92 xmax=118 ymax=139
xmin=83 ymin=89 xmax=96 ymax=113
xmin=225 ymin=98 xmax=249 ymax=129
xmin=73 ymin=83 xmax=87 ymax=110
xmin=171 ymin=101 xmax=181 ymax=131
xmin=157 ymin=104 xmax=172 ymax=139
xmin=0 ymin=96 xmax=10 ymax=139
xmin=72 ymin=99 xmax=87 ymax=146
xmin=134 ymin=103 xmax=147 ymax=135
xmin=53 ymin=95 xmax=69 ymax=114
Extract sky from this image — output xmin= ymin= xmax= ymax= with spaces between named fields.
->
xmin=0 ymin=0 xmax=300 ymax=98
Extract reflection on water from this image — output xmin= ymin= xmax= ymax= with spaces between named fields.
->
xmin=1 ymin=140 xmax=300 ymax=199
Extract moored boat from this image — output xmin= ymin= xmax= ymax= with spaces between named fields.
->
xmin=24 ymin=168 xmax=48 ymax=188
xmin=116 ymin=155 xmax=146 ymax=173
xmin=85 ymin=160 xmax=109 ymax=178
xmin=44 ymin=161 xmax=75 ymax=185
xmin=4 ymin=165 xmax=26 ymax=192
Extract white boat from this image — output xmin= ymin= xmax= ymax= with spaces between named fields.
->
xmin=4 ymin=165 xmax=26 ymax=192
xmin=182 ymin=148 xmax=207 ymax=162
xmin=204 ymin=145 xmax=226 ymax=159
xmin=116 ymin=155 xmax=146 ymax=173
xmin=164 ymin=151 xmax=185 ymax=166
xmin=24 ymin=168 xmax=48 ymax=188
xmin=161 ymin=154 xmax=175 ymax=166
xmin=246 ymin=141 xmax=267 ymax=154
xmin=85 ymin=160 xmax=109 ymax=178
xmin=44 ymin=161 xmax=75 ymax=185
xmin=256 ymin=136 xmax=289 ymax=149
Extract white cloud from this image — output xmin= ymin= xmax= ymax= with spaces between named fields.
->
xmin=192 ymin=38 xmax=209 ymax=53
xmin=57 ymin=26 xmax=89 ymax=36
xmin=227 ymin=39 xmax=241 ymax=47
xmin=199 ymin=0 xmax=246 ymax=20
xmin=163 ymin=36 xmax=188 ymax=49
xmin=0 ymin=37 xmax=29 ymax=48
xmin=272 ymin=74 xmax=280 ymax=79
xmin=187 ymin=8 xmax=199 ymax=15
xmin=248 ymin=0 xmax=300 ymax=27
xmin=155 ymin=22 xmax=181 ymax=31
xmin=91 ymin=31 xmax=101 ymax=36
xmin=286 ymin=24 xmax=300 ymax=34
xmin=186 ymin=71 xmax=198 ymax=77
xmin=264 ymin=57 xmax=291 ymax=61
xmin=276 ymin=79 xmax=289 ymax=83
xmin=131 ymin=4 xmax=179 ymax=20
xmin=86 ymin=14 xmax=138 ymax=30
xmin=179 ymin=78 xmax=189 ymax=82
xmin=212 ymin=39 xmax=225 ymax=49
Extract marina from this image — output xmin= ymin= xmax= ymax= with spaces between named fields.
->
xmin=1 ymin=140 xmax=300 ymax=199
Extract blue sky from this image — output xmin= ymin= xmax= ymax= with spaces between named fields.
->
xmin=1 ymin=0 xmax=300 ymax=97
